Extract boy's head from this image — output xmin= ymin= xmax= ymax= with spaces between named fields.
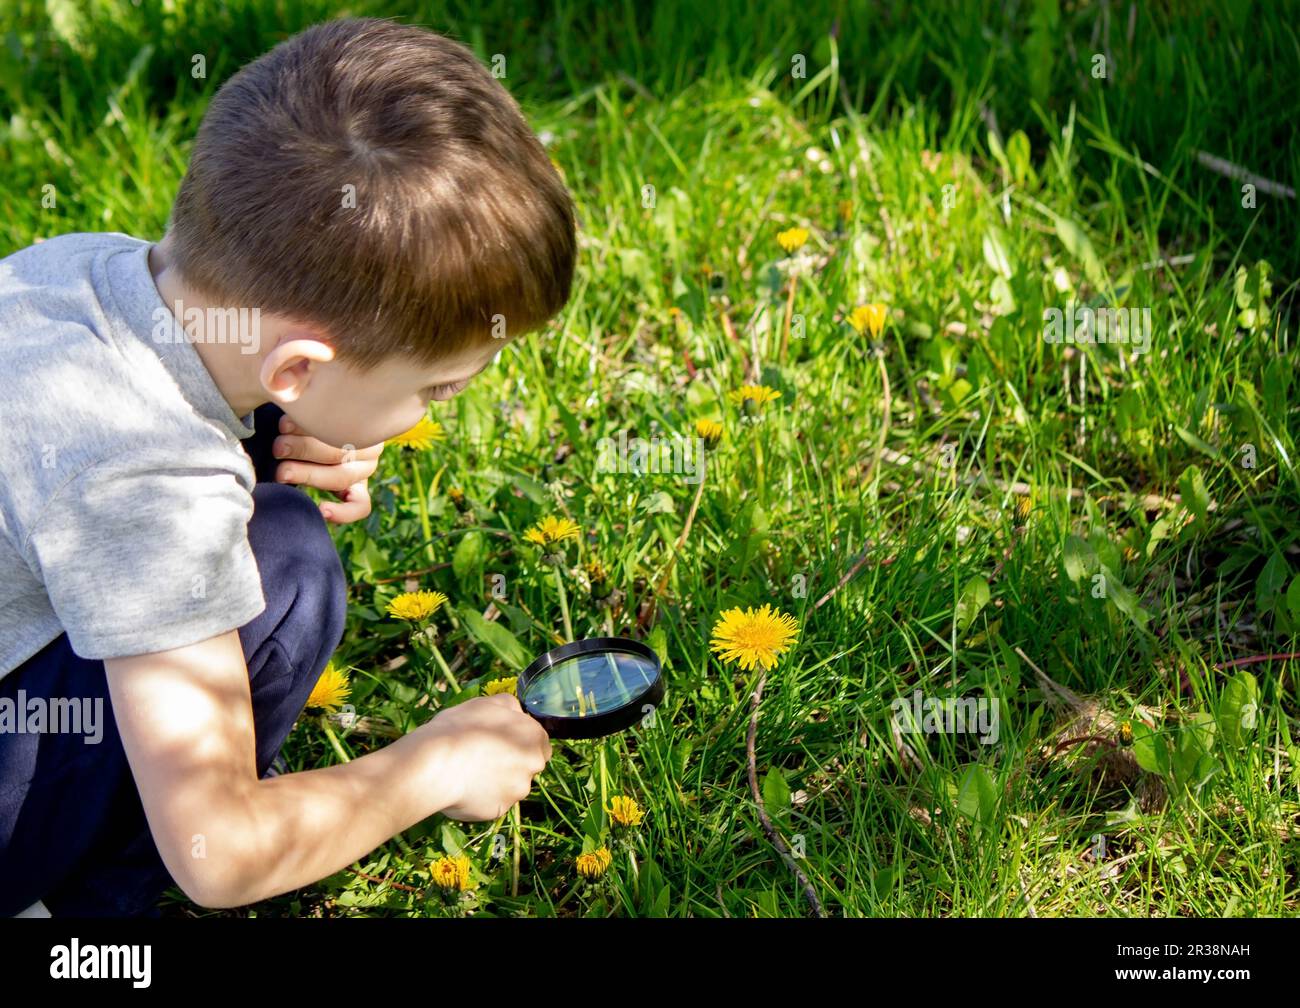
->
xmin=166 ymin=17 xmax=576 ymax=447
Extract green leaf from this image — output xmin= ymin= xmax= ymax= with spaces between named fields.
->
xmin=1255 ymin=551 xmax=1291 ymax=612
xmin=1217 ymin=671 xmax=1259 ymax=749
xmin=639 ymin=491 xmax=676 ymax=515
xmin=982 ymin=228 xmax=1015 ymax=279
xmin=510 ymin=473 xmax=547 ymax=504
xmin=1131 ymin=721 xmax=1170 ymax=775
xmin=955 ymin=576 xmax=991 ymax=632
xmin=1098 ymin=564 xmax=1150 ymax=626
xmin=647 ymin=624 xmax=671 ymax=669
xmin=1171 ymin=713 xmax=1218 ymax=792
xmin=440 ymin=823 xmax=469 ymax=857
xmin=1286 ymin=574 xmax=1300 ymax=622
xmin=1062 ymin=534 xmax=1092 ymax=582
xmin=1176 ymin=465 xmax=1211 ymax=530
xmin=350 ymin=538 xmax=390 ymax=582
xmin=761 ymin=767 xmax=791 ymax=819
xmin=1050 ymin=212 xmax=1106 ymax=292
xmin=45 ymin=0 xmax=93 ymax=56
xmin=457 ymin=605 xmax=530 ymax=670
xmin=1234 ymin=261 xmax=1273 ymax=331
xmin=956 ymin=764 xmax=998 ymax=828
xmin=452 ymin=530 xmax=486 ymax=583
xmin=552 ymin=395 xmax=585 ymax=449
xmin=1004 ymin=130 xmax=1035 ymax=186
xmin=986 ymin=127 xmax=1011 ymax=178
xmin=1173 ymin=425 xmax=1222 ymax=461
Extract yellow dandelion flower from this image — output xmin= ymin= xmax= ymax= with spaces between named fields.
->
xmin=710 ymin=604 xmax=801 ymax=671
xmin=484 ymin=676 xmax=518 ymax=697
xmin=387 ymin=417 xmax=445 ymax=451
xmin=305 ymin=661 xmax=351 ymax=712
xmin=386 ymin=589 xmax=448 ymax=622
xmin=523 ymin=515 xmax=581 ymax=547
xmin=847 ymin=303 xmax=888 ymax=338
xmin=694 ymin=418 xmax=724 ymax=449
xmin=1014 ymin=495 xmax=1033 ymax=523
xmin=727 ymin=384 xmax=782 ymax=409
xmin=575 ymin=846 xmax=613 ymax=879
xmin=776 ymin=226 xmax=810 ymax=254
xmin=430 ymin=854 xmax=473 ymax=891
xmin=607 ymin=795 xmax=645 ymax=828
xmin=584 ymin=558 xmax=608 ymax=583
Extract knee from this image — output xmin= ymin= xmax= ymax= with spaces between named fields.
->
xmin=247 ymin=484 xmax=347 ymax=658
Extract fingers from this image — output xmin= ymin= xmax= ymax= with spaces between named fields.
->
xmin=486 ymin=694 xmax=552 ymax=761
xmin=276 ymin=458 xmax=378 ymax=493
xmin=319 ymin=482 xmax=372 ymax=525
xmin=273 ymin=434 xmax=384 ymax=465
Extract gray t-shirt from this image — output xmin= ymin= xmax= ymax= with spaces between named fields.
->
xmin=0 ymin=231 xmax=267 ymax=678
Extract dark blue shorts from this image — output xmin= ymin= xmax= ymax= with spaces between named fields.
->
xmin=0 ymin=404 xmax=347 ymax=916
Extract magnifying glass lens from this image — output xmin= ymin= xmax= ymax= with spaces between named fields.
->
xmin=522 ymin=649 xmax=658 ymax=719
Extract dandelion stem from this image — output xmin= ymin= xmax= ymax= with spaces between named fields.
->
xmin=552 ymin=564 xmax=574 ymax=643
xmin=409 ymin=454 xmax=435 ymax=565
xmin=320 ymin=714 xmax=352 ymax=764
xmin=779 ymin=271 xmax=799 ymax=363
xmin=598 ymin=740 xmax=610 ymax=830
xmin=746 ymin=669 xmax=825 ymax=917
xmin=428 ymin=640 xmax=461 ymax=693
xmin=510 ymin=803 xmax=522 ymax=897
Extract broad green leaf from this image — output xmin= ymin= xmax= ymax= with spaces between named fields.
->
xmin=452 ymin=530 xmax=486 ymax=583
xmin=457 ymin=605 xmax=529 ymax=670
xmin=1098 ymin=564 xmax=1150 ymax=626
xmin=1176 ymin=465 xmax=1211 ymax=530
xmin=552 ymin=395 xmax=585 ymax=450
xmin=1131 ymin=721 xmax=1170 ymax=775
xmin=956 ymin=576 xmax=991 ymax=632
xmin=762 ymin=767 xmax=791 ymax=819
xmin=1286 ymin=574 xmax=1300 ymax=622
xmin=1173 ymin=425 xmax=1222 ymax=461
xmin=1217 ymin=671 xmax=1258 ymax=748
xmin=982 ymin=228 xmax=1014 ymax=279
xmin=1255 ymin=551 xmax=1291 ymax=611
xmin=1050 ymin=212 xmax=1106 ymax=292
xmin=1063 ymin=534 xmax=1091 ymax=582
xmin=956 ymin=764 xmax=998 ymax=828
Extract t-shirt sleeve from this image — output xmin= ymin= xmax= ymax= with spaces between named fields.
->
xmin=20 ymin=452 xmax=267 ymax=660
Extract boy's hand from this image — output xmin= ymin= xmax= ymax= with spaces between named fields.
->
xmin=418 ymin=694 xmax=553 ymax=821
xmin=272 ymin=414 xmax=384 ymax=525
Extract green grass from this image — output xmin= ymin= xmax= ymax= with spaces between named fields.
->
xmin=3 ymin=1 xmax=1299 ymax=917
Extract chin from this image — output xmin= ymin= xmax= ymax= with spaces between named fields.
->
xmin=307 ymin=424 xmax=373 ymax=450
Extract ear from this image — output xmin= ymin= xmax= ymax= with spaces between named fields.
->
xmin=259 ymin=336 xmax=335 ymax=404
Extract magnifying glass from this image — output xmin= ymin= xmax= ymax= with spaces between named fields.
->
xmin=517 ymin=637 xmax=664 ymax=739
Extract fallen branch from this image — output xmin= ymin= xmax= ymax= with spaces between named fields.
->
xmin=746 ymin=667 xmax=826 ymax=918
xmin=1213 ymin=652 xmax=1300 ymax=672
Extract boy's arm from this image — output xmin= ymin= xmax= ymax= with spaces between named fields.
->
xmin=104 ymin=629 xmax=459 ymax=909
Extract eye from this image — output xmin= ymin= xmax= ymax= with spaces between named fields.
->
xmin=425 ymin=378 xmax=472 ymax=401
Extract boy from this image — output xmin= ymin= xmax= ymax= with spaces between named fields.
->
xmin=0 ymin=17 xmax=573 ymax=916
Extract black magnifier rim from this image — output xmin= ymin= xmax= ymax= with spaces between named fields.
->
xmin=517 ymin=636 xmax=664 ymax=739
